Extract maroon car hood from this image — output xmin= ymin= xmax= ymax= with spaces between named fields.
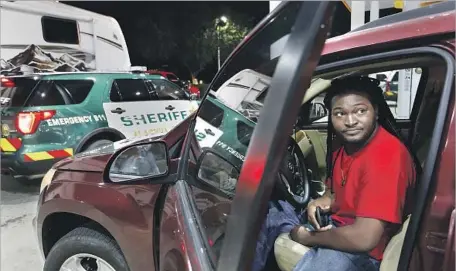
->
xmin=54 ymin=136 xmax=161 ymax=172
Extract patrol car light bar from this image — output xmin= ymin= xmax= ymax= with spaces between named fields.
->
xmin=15 ymin=110 xmax=56 ymax=135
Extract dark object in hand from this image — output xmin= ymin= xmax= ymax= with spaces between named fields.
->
xmin=315 ymin=206 xmax=330 ymax=228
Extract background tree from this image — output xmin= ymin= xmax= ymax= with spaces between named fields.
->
xmin=185 ymin=17 xmax=250 ymax=76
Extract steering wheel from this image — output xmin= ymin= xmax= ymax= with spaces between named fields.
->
xmin=276 ymin=137 xmax=310 ymax=208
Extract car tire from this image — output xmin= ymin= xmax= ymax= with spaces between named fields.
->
xmin=82 ymin=139 xmax=113 ymax=152
xmin=43 ymin=226 xmax=129 ymax=271
xmin=14 ymin=176 xmax=36 ymax=186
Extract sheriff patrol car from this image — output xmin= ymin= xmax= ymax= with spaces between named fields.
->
xmin=0 ymin=72 xmax=198 ymax=184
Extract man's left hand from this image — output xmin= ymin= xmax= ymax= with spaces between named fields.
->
xmin=290 ymin=225 xmax=333 ymax=246
xmin=290 ymin=226 xmax=310 ymax=245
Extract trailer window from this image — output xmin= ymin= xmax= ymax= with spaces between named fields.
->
xmin=41 ymin=16 xmax=79 ymax=44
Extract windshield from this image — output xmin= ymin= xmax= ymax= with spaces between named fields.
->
xmin=185 ymin=1 xmax=305 ymax=261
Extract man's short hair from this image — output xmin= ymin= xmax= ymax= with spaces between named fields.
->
xmin=323 ymin=76 xmax=384 ymax=110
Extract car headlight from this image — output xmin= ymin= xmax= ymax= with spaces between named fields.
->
xmin=40 ymin=168 xmax=56 ymax=193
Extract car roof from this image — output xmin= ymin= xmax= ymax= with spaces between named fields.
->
xmin=148 ymin=70 xmax=176 ymax=75
xmin=322 ymin=3 xmax=455 ymax=56
xmin=352 ymin=1 xmax=455 ymax=33
xmin=2 ymin=72 xmax=164 ymax=80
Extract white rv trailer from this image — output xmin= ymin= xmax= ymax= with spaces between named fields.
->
xmin=0 ymin=0 xmax=131 ymax=74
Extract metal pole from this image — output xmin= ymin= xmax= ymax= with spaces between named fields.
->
xmin=370 ymin=1 xmax=380 ymax=22
xmin=218 ymin=46 xmax=221 ymax=70
xmin=217 ymin=25 xmax=221 ymax=70
xmin=350 ymin=1 xmax=365 ymax=30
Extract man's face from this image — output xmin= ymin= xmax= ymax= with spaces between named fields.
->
xmin=330 ymin=91 xmax=377 ymax=144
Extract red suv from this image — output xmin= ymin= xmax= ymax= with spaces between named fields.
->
xmin=35 ymin=2 xmax=454 ymax=271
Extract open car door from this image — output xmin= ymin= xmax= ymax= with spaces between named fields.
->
xmin=217 ymin=2 xmax=336 ymax=271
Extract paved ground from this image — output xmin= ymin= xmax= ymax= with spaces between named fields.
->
xmin=1 ymin=175 xmax=44 ymax=271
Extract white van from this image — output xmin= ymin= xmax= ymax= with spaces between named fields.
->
xmin=0 ymin=0 xmax=131 ymax=74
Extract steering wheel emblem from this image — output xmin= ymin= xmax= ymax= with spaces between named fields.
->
xmin=288 ymin=162 xmax=294 ymax=172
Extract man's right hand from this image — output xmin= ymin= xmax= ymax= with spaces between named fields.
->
xmin=307 ymin=196 xmax=332 ymax=231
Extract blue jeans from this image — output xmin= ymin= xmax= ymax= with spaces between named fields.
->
xmin=252 ymin=200 xmax=380 ymax=271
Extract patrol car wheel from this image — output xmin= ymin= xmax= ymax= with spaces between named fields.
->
xmin=43 ymin=226 xmax=129 ymax=271
xmin=14 ymin=176 xmax=36 ymax=186
xmin=82 ymin=139 xmax=113 ymax=152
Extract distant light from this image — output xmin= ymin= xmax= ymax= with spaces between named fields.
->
xmin=220 ymin=16 xmax=228 ymax=23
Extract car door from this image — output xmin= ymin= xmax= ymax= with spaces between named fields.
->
xmin=155 ymin=2 xmax=336 ymax=271
xmin=103 ymin=77 xmax=198 ymax=139
xmin=217 ymin=13 xmax=454 ymax=271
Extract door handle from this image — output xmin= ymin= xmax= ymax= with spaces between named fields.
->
xmin=111 ymin=108 xmax=125 ymax=114
xmin=443 ymin=209 xmax=455 ymax=271
xmin=205 ymin=128 xmax=215 ymax=136
xmin=165 ymin=105 xmax=175 ymax=111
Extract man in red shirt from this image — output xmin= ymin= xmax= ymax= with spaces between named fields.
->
xmin=286 ymin=76 xmax=416 ymax=270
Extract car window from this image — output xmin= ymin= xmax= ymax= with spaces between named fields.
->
xmin=185 ymin=1 xmax=302 ymax=261
xmin=110 ymin=79 xmax=151 ymax=102
xmin=25 ymin=81 xmax=67 ymax=106
xmin=370 ymin=68 xmax=422 ymax=120
xmin=308 ymin=93 xmax=328 ymax=123
xmin=299 ymin=67 xmax=423 ymax=125
xmin=198 ymin=99 xmax=224 ymax=128
xmin=166 ymin=74 xmax=178 ymax=81
xmin=0 ymin=78 xmax=38 ymax=107
xmin=147 ymin=79 xmax=187 ymax=100
xmin=54 ymin=80 xmax=94 ymax=104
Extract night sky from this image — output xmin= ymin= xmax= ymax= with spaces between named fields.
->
xmin=62 ymin=1 xmax=354 ymax=80
xmin=63 ymin=1 xmax=269 ymax=76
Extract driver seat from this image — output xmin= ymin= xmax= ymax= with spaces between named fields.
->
xmin=274 ymin=215 xmax=412 ymax=271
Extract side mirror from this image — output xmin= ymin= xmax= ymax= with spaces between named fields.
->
xmin=107 ymin=141 xmax=169 ymax=183
xmin=196 ymin=150 xmax=240 ymax=195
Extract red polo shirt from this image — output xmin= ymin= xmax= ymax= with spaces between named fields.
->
xmin=327 ymin=126 xmax=415 ymax=260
